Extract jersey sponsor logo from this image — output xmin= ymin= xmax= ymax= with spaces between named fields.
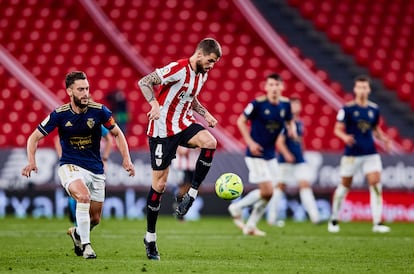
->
xmin=69 ymin=135 xmax=93 ymax=149
xmin=65 ymin=121 xmax=73 ymax=127
xmin=87 ymin=118 xmax=95 ymax=129
xmin=357 ymin=120 xmax=371 ymax=133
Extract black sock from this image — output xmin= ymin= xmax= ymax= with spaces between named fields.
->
xmin=146 ymin=187 xmax=162 ymax=233
xmin=191 ymin=148 xmax=215 ymax=189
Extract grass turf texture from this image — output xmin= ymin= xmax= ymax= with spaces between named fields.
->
xmin=0 ymin=216 xmax=413 ymax=273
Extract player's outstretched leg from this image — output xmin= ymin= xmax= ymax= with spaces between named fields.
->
xmin=175 ymin=193 xmax=195 ymax=218
xmin=176 ymin=148 xmax=215 ymax=217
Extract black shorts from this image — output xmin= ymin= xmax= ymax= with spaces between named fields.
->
xmin=149 ymin=123 xmax=205 ymax=170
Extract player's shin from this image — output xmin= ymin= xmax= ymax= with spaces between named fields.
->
xmin=369 ymin=183 xmax=383 ymax=225
xmin=76 ymin=202 xmax=91 ymax=245
xmin=267 ymin=188 xmax=283 ymax=224
xmin=246 ymin=199 xmax=268 ymax=229
xmin=330 ymin=184 xmax=349 ymax=221
xmin=146 ymin=187 xmax=162 ymax=241
xmin=300 ymin=188 xmax=320 ymax=223
xmin=189 ymin=148 xmax=216 ymax=198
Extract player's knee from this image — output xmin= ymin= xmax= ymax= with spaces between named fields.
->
xmin=153 ymin=180 xmax=167 ymax=193
xmin=202 ymin=137 xmax=217 ymax=150
xmin=299 ymin=181 xmax=311 ymax=189
xmin=75 ymin=194 xmax=91 ymax=204
xmin=277 ymin=183 xmax=287 ymax=191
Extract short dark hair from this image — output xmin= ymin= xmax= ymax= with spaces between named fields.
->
xmin=354 ymin=74 xmax=371 ymax=84
xmin=65 ymin=71 xmax=87 ymax=88
xmin=266 ymin=73 xmax=283 ymax=82
xmin=197 ymin=38 xmax=222 ymax=58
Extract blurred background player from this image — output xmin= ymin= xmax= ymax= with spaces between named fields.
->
xmin=171 ymin=146 xmax=200 ymax=221
xmin=22 ymin=71 xmax=135 ymax=259
xmin=105 ymin=88 xmax=129 ymax=134
xmin=228 ymin=73 xmax=297 ymax=236
xmin=328 ymin=75 xmax=392 ymax=233
xmin=267 ymin=96 xmax=320 ymax=225
xmin=55 ymin=125 xmax=113 ymax=225
xmin=138 ymin=38 xmax=221 ymax=260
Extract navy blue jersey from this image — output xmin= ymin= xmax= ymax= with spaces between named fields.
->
xmin=243 ymin=96 xmax=292 ymax=160
xmin=337 ymin=101 xmax=380 ymax=156
xmin=38 ymin=102 xmax=115 ymax=174
xmin=277 ymin=120 xmax=305 ymax=163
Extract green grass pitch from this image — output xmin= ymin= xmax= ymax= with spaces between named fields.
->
xmin=1 ymin=216 xmax=413 ymax=273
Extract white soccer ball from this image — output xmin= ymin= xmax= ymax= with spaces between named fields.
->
xmin=215 ymin=172 xmax=244 ymax=200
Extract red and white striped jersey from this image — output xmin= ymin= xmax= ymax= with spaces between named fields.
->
xmin=147 ymin=59 xmax=208 ymax=138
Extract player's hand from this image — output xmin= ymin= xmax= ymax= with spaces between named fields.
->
xmin=383 ymin=138 xmax=392 ymax=153
xmin=284 ymin=152 xmax=295 ymax=163
xmin=205 ymin=112 xmax=218 ymax=128
xmin=342 ymin=134 xmax=356 ymax=146
xmin=147 ymin=100 xmax=160 ymax=121
xmin=21 ymin=163 xmax=38 ymax=178
xmin=122 ymin=159 xmax=135 ymax=177
xmin=248 ymin=141 xmax=263 ymax=156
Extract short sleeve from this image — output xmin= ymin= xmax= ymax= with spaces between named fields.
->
xmin=336 ymin=108 xmax=345 ymax=122
xmin=37 ymin=111 xmax=58 ymax=136
xmin=155 ymin=61 xmax=185 ymax=85
xmin=243 ymin=102 xmax=256 ymax=120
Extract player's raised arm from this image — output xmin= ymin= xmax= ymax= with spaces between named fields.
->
xmin=21 ymin=129 xmax=45 ymax=178
xmin=109 ymin=125 xmax=135 ymax=177
xmin=138 ymin=71 xmax=162 ymax=121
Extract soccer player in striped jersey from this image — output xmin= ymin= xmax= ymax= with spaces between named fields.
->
xmin=328 ymin=75 xmax=392 ymax=233
xmin=22 ymin=71 xmax=135 ymax=259
xmin=228 ymin=73 xmax=297 ymax=236
xmin=267 ymin=96 xmax=320 ymax=225
xmin=138 ymin=38 xmax=221 ymax=260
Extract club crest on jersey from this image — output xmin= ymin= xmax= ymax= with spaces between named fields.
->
xmin=87 ymin=118 xmax=95 ymax=129
xmin=156 ymin=159 xmax=162 ymax=166
xmin=368 ymin=110 xmax=374 ymax=118
xmin=160 ymin=67 xmax=171 ymax=76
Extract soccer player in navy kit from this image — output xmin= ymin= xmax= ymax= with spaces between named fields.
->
xmin=22 ymin=71 xmax=135 ymax=258
xmin=267 ymin=97 xmax=320 ymax=225
xmin=228 ymin=73 xmax=297 ymax=236
xmin=328 ymin=75 xmax=392 ymax=233
xmin=55 ymin=125 xmax=113 ymax=225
